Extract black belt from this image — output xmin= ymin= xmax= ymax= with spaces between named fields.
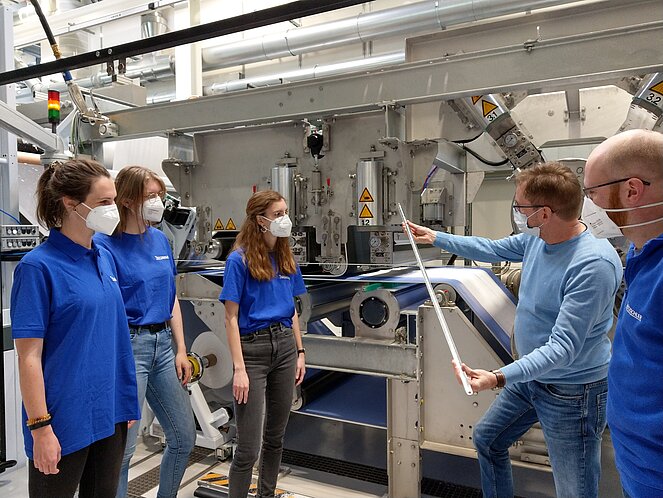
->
xmin=129 ymin=321 xmax=168 ymax=333
xmin=253 ymin=323 xmax=285 ymax=335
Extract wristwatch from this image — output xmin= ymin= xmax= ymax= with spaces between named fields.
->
xmin=297 ymin=348 xmax=306 ymax=355
xmin=491 ymin=370 xmax=506 ymax=390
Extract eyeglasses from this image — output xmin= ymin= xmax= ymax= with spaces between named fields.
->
xmin=512 ymin=203 xmax=545 ymax=214
xmin=582 ymin=177 xmax=650 ymax=197
xmin=144 ymin=191 xmax=165 ymax=200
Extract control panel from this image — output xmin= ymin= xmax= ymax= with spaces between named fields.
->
xmin=1 ymin=225 xmax=41 ymax=252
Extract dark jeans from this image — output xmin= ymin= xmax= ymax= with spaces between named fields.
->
xmin=229 ymin=327 xmax=296 ymax=498
xmin=29 ymin=422 xmax=127 ymax=498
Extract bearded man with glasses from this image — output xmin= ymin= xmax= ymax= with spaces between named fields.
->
xmin=583 ymin=129 xmax=663 ymax=498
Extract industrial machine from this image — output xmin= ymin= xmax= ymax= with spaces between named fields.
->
xmin=3 ymin=0 xmax=663 ymax=496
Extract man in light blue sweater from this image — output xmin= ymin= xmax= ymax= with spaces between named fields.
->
xmin=407 ymin=163 xmax=622 ymax=498
xmin=583 ymin=129 xmax=663 ymax=498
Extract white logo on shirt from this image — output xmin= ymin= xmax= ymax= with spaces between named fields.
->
xmin=278 ymin=275 xmax=290 ymax=280
xmin=110 ymin=275 xmax=117 ymax=282
xmin=154 ymin=255 xmax=170 ymax=261
xmin=625 ymin=303 xmax=642 ymax=321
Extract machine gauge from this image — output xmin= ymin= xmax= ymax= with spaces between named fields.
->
xmin=369 ymin=236 xmax=381 ymax=248
xmin=504 ymin=133 xmax=518 ymax=148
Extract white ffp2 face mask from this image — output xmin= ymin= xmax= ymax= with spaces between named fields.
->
xmin=77 ymin=203 xmax=120 ymax=235
xmin=581 ymin=196 xmax=663 ymax=239
xmin=261 ymin=214 xmax=293 ymax=237
xmin=142 ymin=196 xmax=165 ymax=223
xmin=513 ymin=208 xmax=543 ymax=237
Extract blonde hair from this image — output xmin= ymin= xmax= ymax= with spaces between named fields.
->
xmin=233 ymin=190 xmax=297 ymax=281
xmin=114 ymin=166 xmax=166 ymax=233
xmin=515 ymin=162 xmax=582 ymax=221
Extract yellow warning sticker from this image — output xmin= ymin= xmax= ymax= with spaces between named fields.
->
xmin=225 ymin=218 xmax=237 ymax=230
xmin=650 ymin=81 xmax=663 ymax=96
xmin=213 ymin=218 xmax=224 ymax=231
xmin=359 ymin=187 xmax=374 ymax=203
xmin=482 ymin=100 xmax=498 ymax=117
xmin=359 ymin=204 xmax=374 ymax=219
xmin=471 ymin=95 xmax=482 ymax=105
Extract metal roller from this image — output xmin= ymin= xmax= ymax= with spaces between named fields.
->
xmin=296 ymin=281 xmax=363 ymax=329
xmin=350 ymin=285 xmax=429 ymax=340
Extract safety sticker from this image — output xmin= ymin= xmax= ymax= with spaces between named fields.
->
xmin=197 ymin=472 xmax=307 ymax=497
xmin=225 ymin=218 xmax=237 ymax=230
xmin=359 ymin=204 xmax=374 ymax=219
xmin=649 ymin=81 xmax=663 ymax=96
xmin=482 ymin=100 xmax=498 ymax=117
xmin=471 ymin=95 xmax=482 ymax=105
xmin=359 ymin=187 xmax=374 ymax=203
xmin=213 ymin=218 xmax=224 ymax=231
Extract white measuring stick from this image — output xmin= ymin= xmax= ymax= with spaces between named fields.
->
xmin=397 ymin=203 xmax=474 ymax=396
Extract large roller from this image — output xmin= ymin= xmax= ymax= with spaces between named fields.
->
xmin=349 ymin=284 xmax=429 ymax=340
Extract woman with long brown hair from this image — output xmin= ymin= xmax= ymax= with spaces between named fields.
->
xmin=220 ymin=190 xmax=306 ymax=498
xmin=94 ymin=166 xmax=195 ymax=498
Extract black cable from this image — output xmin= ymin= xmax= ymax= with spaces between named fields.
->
xmin=453 ymin=131 xmax=484 ymax=144
xmin=461 ymin=144 xmax=510 ymax=167
xmin=29 ymin=0 xmax=57 ymax=46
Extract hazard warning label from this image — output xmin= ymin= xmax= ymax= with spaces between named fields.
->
xmin=225 ymin=218 xmax=237 ymax=230
xmin=482 ymin=100 xmax=498 ymax=117
xmin=213 ymin=218 xmax=223 ymax=231
xmin=359 ymin=204 xmax=374 ymax=219
xmin=471 ymin=95 xmax=482 ymax=105
xmin=649 ymin=81 xmax=663 ymax=96
xmin=359 ymin=187 xmax=374 ymax=203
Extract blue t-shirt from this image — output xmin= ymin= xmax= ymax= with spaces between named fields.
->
xmin=607 ymin=235 xmax=663 ymax=497
xmin=219 ymin=249 xmax=306 ymax=335
xmin=10 ymin=229 xmax=140 ymax=459
xmin=94 ymin=227 xmax=177 ymax=326
xmin=434 ymin=230 xmax=622 ymax=385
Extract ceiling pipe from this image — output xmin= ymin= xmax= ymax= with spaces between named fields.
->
xmin=201 ymin=0 xmax=584 ymax=71
xmin=146 ymin=51 xmax=405 ymax=104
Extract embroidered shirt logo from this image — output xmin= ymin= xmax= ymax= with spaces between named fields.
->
xmin=154 ymin=255 xmax=170 ymax=261
xmin=625 ymin=303 xmax=642 ymax=322
xmin=110 ymin=275 xmax=117 ymax=282
xmin=278 ymin=275 xmax=290 ymax=280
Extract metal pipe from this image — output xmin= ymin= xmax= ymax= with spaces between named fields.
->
xmin=206 ymin=52 xmax=404 ymax=94
xmin=202 ymin=0 xmax=582 ymax=71
xmin=144 ymin=52 xmax=404 ymax=104
xmin=1 ymin=0 xmax=372 ymax=86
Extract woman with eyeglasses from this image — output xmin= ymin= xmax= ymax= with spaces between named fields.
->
xmin=11 ymin=159 xmax=140 ymax=497
xmin=94 ymin=166 xmax=195 ymax=498
xmin=220 ymin=190 xmax=307 ymax=498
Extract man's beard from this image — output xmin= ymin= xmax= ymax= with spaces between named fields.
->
xmin=607 ymin=186 xmax=629 ymax=228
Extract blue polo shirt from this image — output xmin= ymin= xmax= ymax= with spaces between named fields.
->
xmin=94 ymin=227 xmax=177 ymax=326
xmin=220 ymin=249 xmax=306 ymax=335
xmin=608 ymin=235 xmax=663 ymax=497
xmin=10 ymin=229 xmax=140 ymax=459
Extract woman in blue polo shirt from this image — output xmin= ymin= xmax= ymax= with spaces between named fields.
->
xmin=94 ymin=166 xmax=195 ymax=498
xmin=220 ymin=190 xmax=307 ymax=498
xmin=11 ymin=159 xmax=140 ymax=498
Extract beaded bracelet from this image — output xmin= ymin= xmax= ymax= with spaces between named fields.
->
xmin=26 ymin=413 xmax=52 ymax=431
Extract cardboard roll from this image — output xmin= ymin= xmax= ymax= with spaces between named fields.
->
xmin=190 ymin=331 xmax=233 ymax=389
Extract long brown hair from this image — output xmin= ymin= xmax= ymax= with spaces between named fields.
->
xmin=115 ymin=166 xmax=166 ymax=234
xmin=233 ymin=190 xmax=296 ymax=281
xmin=36 ymin=159 xmax=110 ymax=229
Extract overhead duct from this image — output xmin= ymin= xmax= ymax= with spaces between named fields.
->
xmin=201 ymin=0 xmax=582 ymax=71
xmin=144 ymin=51 xmax=405 ymax=104
xmin=141 ymin=10 xmax=169 ymax=38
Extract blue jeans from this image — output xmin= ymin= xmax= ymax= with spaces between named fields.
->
xmin=229 ymin=326 xmax=297 ymax=498
xmin=473 ymin=379 xmax=608 ymax=498
xmin=116 ymin=326 xmax=196 ymax=498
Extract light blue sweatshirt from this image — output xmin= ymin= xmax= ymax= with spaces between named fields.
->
xmin=434 ymin=230 xmax=622 ymax=384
